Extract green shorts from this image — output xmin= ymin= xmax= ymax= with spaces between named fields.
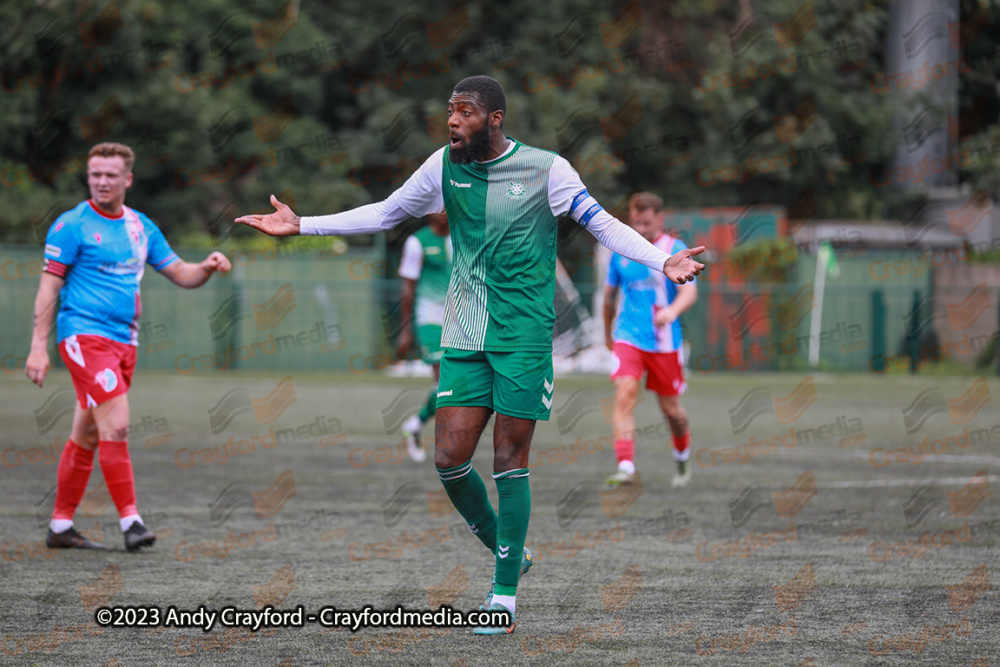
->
xmin=417 ymin=324 xmax=443 ymax=365
xmin=436 ymin=348 xmax=554 ymax=420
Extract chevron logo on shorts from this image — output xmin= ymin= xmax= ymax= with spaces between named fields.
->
xmin=542 ymin=377 xmax=554 ymax=409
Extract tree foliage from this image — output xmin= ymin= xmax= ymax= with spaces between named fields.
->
xmin=0 ymin=0 xmax=995 ymax=253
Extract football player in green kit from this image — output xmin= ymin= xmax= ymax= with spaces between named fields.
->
xmin=237 ymin=75 xmax=705 ymax=634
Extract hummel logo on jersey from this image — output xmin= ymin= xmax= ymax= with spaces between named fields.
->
xmin=498 ymin=545 xmax=510 ymax=559
xmin=449 ymin=179 xmax=472 ymax=188
xmin=468 ymin=522 xmax=479 ymax=534
xmin=437 ymin=389 xmax=454 ymax=398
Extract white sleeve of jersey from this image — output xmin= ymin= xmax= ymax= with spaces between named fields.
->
xmin=301 ymin=148 xmax=446 ymax=236
xmin=398 ymin=235 xmax=423 ymax=280
xmin=546 ymin=155 xmax=586 ymax=217
xmin=547 ymin=155 xmax=671 ymax=273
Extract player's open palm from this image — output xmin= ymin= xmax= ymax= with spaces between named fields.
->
xmin=663 ymin=246 xmax=706 ymax=284
xmin=235 ymin=195 xmax=301 ymax=236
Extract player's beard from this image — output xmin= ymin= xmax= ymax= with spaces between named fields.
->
xmin=448 ymin=122 xmax=493 ymax=164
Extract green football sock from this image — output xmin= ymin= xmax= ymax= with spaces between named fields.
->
xmin=418 ymin=385 xmax=438 ymax=422
xmin=493 ymin=468 xmax=531 ymax=596
xmin=437 ymin=461 xmax=497 ymax=553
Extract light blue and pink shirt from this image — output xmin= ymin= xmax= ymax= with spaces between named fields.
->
xmin=44 ymin=200 xmax=178 ymax=345
xmin=607 ymin=233 xmax=691 ymax=353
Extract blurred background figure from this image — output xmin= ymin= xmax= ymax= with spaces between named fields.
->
xmin=603 ymin=192 xmax=697 ymax=488
xmin=397 ymin=212 xmax=452 ymax=462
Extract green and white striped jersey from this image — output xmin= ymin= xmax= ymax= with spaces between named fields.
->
xmin=438 ymin=140 xmax=563 ymax=351
xmin=301 ymin=137 xmax=672 ymax=353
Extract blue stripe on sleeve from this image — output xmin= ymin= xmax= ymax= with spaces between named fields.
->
xmin=569 ymin=189 xmax=591 ymax=216
xmin=579 ymin=203 xmax=604 ymax=226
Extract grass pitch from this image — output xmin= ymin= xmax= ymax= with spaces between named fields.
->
xmin=1 ymin=369 xmax=998 ymax=665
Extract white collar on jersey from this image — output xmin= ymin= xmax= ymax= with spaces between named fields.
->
xmin=475 ymin=138 xmax=516 ymax=165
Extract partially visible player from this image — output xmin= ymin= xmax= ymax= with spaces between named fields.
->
xmin=397 ymin=212 xmax=453 ymax=462
xmin=25 ymin=142 xmax=231 ymax=551
xmin=603 ymin=192 xmax=697 ymax=488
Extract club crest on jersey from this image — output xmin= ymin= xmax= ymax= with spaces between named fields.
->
xmin=93 ymin=233 xmax=102 ymax=243
xmin=95 ymin=368 xmax=118 ymax=392
xmin=506 ymin=180 xmax=527 ymax=199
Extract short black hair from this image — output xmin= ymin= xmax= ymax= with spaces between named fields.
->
xmin=452 ymin=75 xmax=506 ymax=126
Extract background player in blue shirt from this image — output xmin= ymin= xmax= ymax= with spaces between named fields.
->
xmin=25 ymin=142 xmax=231 ymax=551
xmin=603 ymin=192 xmax=698 ymax=488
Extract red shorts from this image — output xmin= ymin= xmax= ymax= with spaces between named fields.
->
xmin=610 ymin=341 xmax=686 ymax=396
xmin=59 ymin=334 xmax=137 ymax=408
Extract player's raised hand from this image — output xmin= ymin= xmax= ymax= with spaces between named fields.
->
xmin=235 ymin=195 xmax=301 ymax=236
xmin=201 ymin=251 xmax=232 ymax=275
xmin=663 ymin=246 xmax=706 ymax=284
xmin=25 ymin=349 xmax=49 ymax=387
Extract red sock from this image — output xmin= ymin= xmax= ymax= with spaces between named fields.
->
xmin=98 ymin=441 xmax=138 ymax=518
xmin=614 ymin=439 xmax=635 ymax=464
xmin=53 ymin=440 xmax=95 ymax=520
xmin=673 ymin=432 xmax=691 ymax=461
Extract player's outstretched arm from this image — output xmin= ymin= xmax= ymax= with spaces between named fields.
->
xmin=663 ymin=247 xmax=706 ymax=285
xmin=237 ymin=151 xmax=445 ymax=238
xmin=582 ymin=210 xmax=706 ymax=285
xmin=551 ymin=157 xmax=709 ymax=284
xmin=25 ymin=272 xmax=64 ymax=388
xmin=159 ymin=252 xmax=232 ymax=289
xmin=236 ymin=195 xmax=301 ymax=236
